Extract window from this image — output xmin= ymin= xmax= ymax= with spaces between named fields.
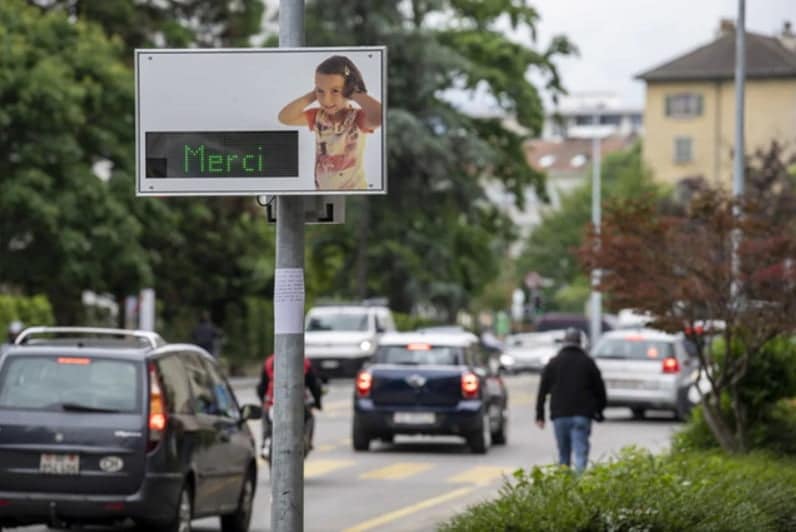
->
xmin=201 ymin=359 xmax=239 ymax=420
xmin=182 ymin=352 xmax=218 ymax=415
xmin=0 ymin=355 xmax=140 ymax=412
xmin=375 ymin=346 xmax=463 ymax=366
xmin=593 ymin=339 xmax=675 ymax=360
xmin=665 ymin=93 xmax=703 ymax=117
xmin=674 ymin=137 xmax=693 ymax=164
xmin=305 ymin=311 xmax=369 ymax=332
xmin=599 ymin=114 xmax=621 ymax=126
xmin=156 ymin=355 xmax=193 ymax=414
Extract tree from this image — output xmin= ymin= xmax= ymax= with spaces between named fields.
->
xmin=0 ymin=0 xmax=151 ymax=322
xmin=299 ymin=0 xmax=575 ymax=319
xmin=579 ymin=144 xmax=796 ymax=453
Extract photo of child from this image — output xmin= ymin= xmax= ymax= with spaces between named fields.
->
xmin=278 ymin=55 xmax=383 ymax=190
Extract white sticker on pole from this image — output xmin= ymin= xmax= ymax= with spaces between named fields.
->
xmin=274 ymin=268 xmax=305 ymax=334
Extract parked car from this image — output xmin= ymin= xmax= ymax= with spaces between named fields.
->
xmin=0 ymin=326 xmax=261 ymax=532
xmin=352 ymin=332 xmax=508 ymax=454
xmin=501 ymin=329 xmax=589 ymax=373
xmin=534 ymin=312 xmax=613 ymax=334
xmin=591 ymin=328 xmax=698 ymax=420
xmin=304 ymin=300 xmax=396 ymax=378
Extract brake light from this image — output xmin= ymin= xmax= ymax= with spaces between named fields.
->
xmin=461 ymin=372 xmax=479 ymax=399
xmin=407 ymin=343 xmax=431 ymax=351
xmin=57 ymin=357 xmax=91 ymax=365
xmin=356 ymin=370 xmax=372 ymax=397
xmin=147 ymin=363 xmax=167 ymax=452
xmin=662 ymin=357 xmax=680 ymax=374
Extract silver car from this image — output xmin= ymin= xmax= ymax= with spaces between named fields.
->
xmin=501 ymin=329 xmax=589 ymax=373
xmin=591 ymin=328 xmax=698 ymax=420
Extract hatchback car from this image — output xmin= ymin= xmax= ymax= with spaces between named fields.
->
xmin=591 ymin=328 xmax=698 ymax=420
xmin=0 ymin=326 xmax=261 ymax=532
xmin=352 ymin=332 xmax=508 ymax=454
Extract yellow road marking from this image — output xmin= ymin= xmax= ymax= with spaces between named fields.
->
xmin=342 ymin=486 xmax=477 ymax=532
xmin=447 ymin=466 xmax=513 ymax=486
xmin=359 ymin=462 xmax=434 ymax=480
xmin=304 ymin=459 xmax=355 ymax=478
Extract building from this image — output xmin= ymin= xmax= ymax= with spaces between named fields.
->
xmin=541 ymin=93 xmax=643 ymax=140
xmin=637 ymin=20 xmax=796 ymax=186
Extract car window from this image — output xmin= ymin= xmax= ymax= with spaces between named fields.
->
xmin=182 ymin=352 xmax=219 ymax=415
xmin=201 ymin=358 xmax=239 ymax=420
xmin=592 ymin=338 xmax=675 ymax=360
xmin=156 ymin=354 xmax=194 ymax=415
xmin=306 ymin=311 xmax=369 ymax=332
xmin=0 ymin=355 xmax=140 ymax=412
xmin=375 ymin=345 xmax=462 ymax=365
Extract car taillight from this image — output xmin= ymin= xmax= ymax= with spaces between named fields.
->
xmin=461 ymin=372 xmax=479 ymax=399
xmin=356 ymin=370 xmax=372 ymax=397
xmin=662 ymin=357 xmax=680 ymax=374
xmin=147 ymin=362 xmax=167 ymax=452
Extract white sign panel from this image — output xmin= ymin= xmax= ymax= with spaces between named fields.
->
xmin=135 ymin=47 xmax=387 ymax=196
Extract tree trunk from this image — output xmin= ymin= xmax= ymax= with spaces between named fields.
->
xmin=729 ymin=382 xmax=748 ymax=453
xmin=701 ymin=394 xmax=740 ymax=453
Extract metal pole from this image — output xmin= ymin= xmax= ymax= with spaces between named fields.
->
xmin=589 ymin=116 xmax=602 ymax=349
xmin=273 ymin=2 xmax=305 ymax=531
xmin=732 ymin=0 xmax=745 ymax=301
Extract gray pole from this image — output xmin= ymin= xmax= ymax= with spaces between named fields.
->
xmin=589 ymin=115 xmax=602 ymax=349
xmin=734 ymin=0 xmax=745 ymax=198
xmin=273 ymin=2 xmax=305 ymax=532
xmin=732 ymin=0 xmax=745 ymax=301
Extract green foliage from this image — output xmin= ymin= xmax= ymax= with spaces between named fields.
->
xmin=0 ymin=294 xmax=55 ymax=331
xmin=439 ymin=447 xmax=796 ymax=531
xmin=516 ymin=143 xmax=664 ymax=312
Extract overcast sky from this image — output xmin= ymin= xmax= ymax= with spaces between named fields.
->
xmin=526 ymin=0 xmax=794 ymax=108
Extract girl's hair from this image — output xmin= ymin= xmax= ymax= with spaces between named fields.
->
xmin=316 ymin=55 xmax=366 ymax=96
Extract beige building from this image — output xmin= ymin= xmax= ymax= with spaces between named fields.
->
xmin=637 ymin=20 xmax=796 ymax=187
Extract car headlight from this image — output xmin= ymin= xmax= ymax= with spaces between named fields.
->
xmin=500 ymin=354 xmax=515 ymax=366
xmin=359 ymin=340 xmax=373 ymax=352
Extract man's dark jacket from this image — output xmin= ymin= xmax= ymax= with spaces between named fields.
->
xmin=535 ymin=345 xmax=607 ymax=421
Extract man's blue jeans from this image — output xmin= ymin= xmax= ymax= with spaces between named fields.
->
xmin=552 ymin=416 xmax=592 ymax=473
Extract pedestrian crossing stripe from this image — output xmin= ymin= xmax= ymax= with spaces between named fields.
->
xmin=447 ymin=465 xmax=513 ymax=485
xmin=359 ymin=462 xmax=434 ymax=480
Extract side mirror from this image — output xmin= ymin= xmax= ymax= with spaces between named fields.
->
xmin=240 ymin=403 xmax=262 ymax=421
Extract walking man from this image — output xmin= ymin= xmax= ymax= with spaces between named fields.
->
xmin=535 ymin=327 xmax=606 ymax=473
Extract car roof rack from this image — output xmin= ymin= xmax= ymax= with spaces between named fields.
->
xmin=14 ymin=326 xmax=166 ymax=349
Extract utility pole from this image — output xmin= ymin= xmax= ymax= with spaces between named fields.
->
xmin=272 ymin=1 xmax=306 ymax=531
xmin=732 ymin=0 xmax=745 ymax=301
xmin=589 ymin=112 xmax=602 ymax=349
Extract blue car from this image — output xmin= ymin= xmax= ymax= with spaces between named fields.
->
xmin=352 ymin=332 xmax=509 ymax=454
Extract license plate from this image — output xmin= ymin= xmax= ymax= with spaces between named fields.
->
xmin=40 ymin=453 xmax=79 ymax=475
xmin=321 ymin=360 xmax=340 ymax=369
xmin=393 ymin=412 xmax=435 ymax=424
xmin=608 ymin=379 xmax=641 ymax=389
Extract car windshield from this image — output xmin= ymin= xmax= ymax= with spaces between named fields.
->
xmin=306 ymin=312 xmax=369 ymax=332
xmin=506 ymin=332 xmax=560 ymax=348
xmin=375 ymin=346 xmax=462 ymax=366
xmin=592 ymin=338 xmax=674 ymax=360
xmin=0 ymin=355 xmax=141 ymax=412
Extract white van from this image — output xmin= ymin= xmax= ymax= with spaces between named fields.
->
xmin=304 ymin=301 xmax=396 ymax=377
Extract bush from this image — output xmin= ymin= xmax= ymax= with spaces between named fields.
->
xmin=438 ymin=447 xmax=796 ymax=532
xmin=0 ymin=294 xmax=55 ymax=332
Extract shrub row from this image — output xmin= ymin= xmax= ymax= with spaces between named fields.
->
xmin=439 ymin=447 xmax=796 ymax=532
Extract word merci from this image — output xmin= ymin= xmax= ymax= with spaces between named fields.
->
xmin=183 ymin=144 xmax=264 ymax=175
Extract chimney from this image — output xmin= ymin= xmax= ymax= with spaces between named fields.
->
xmin=780 ymin=21 xmax=796 ymax=52
xmin=716 ymin=18 xmax=735 ymax=38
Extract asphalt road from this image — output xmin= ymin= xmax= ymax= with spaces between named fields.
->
xmin=18 ymin=373 xmax=681 ymax=532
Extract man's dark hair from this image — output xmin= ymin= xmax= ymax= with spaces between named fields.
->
xmin=562 ymin=327 xmax=581 ymax=347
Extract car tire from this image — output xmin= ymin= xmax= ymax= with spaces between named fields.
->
xmin=379 ymin=434 xmax=394 ymax=443
xmin=352 ymin=418 xmax=370 ymax=451
xmin=631 ymin=408 xmax=645 ymax=420
xmin=468 ymin=411 xmax=491 ymax=454
xmin=142 ymin=482 xmax=193 ymax=532
xmin=491 ymin=414 xmax=508 ymax=445
xmin=220 ymin=470 xmax=255 ymax=532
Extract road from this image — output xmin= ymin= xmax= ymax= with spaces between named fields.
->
xmin=19 ymin=373 xmax=680 ymax=532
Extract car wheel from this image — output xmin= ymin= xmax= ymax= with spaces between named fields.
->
xmin=352 ymin=418 xmax=370 ymax=451
xmin=631 ymin=408 xmax=645 ymax=420
xmin=142 ymin=483 xmax=193 ymax=532
xmin=468 ymin=411 xmax=491 ymax=454
xmin=220 ymin=470 xmax=255 ymax=532
xmin=491 ymin=408 xmax=508 ymax=445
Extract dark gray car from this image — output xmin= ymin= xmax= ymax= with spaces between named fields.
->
xmin=0 ymin=327 xmax=261 ymax=532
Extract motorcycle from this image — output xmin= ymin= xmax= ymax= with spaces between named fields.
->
xmin=261 ymin=389 xmax=317 ymax=468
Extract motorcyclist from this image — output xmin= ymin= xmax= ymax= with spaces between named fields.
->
xmin=255 ymin=353 xmax=323 ymax=457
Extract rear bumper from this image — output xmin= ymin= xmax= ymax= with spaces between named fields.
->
xmin=606 ymin=387 xmax=680 ymax=410
xmin=0 ymin=472 xmax=182 ymax=527
xmin=354 ymin=398 xmax=483 ymax=436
